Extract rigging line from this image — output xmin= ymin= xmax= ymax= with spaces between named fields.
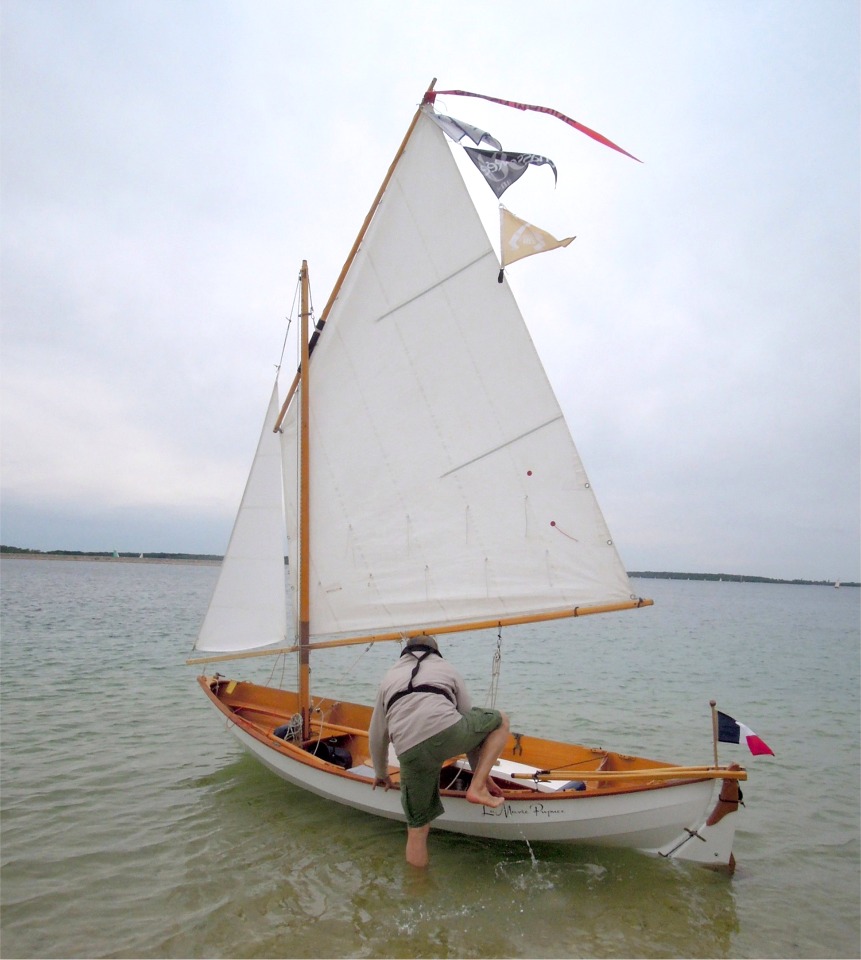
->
xmin=439 ymin=415 xmax=564 ymax=478
xmin=486 ymin=624 xmax=503 ymax=709
xmin=264 ymin=652 xmax=281 ymax=687
xmin=264 ymin=650 xmax=290 ymax=690
xmin=374 ymin=250 xmax=496 ymax=324
xmin=541 ymin=755 xmax=609 ymax=772
xmin=341 ymin=641 xmax=376 ymax=680
xmin=277 ymin=273 xmax=302 ymax=372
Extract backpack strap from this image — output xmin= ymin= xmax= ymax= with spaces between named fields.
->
xmin=385 ymin=649 xmax=455 ymax=712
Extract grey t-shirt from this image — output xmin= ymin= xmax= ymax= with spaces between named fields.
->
xmin=369 ymin=651 xmax=473 ymax=779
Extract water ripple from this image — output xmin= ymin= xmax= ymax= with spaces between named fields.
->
xmin=1 ymin=561 xmax=859 ymax=958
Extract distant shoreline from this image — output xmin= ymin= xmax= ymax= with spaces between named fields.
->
xmin=628 ymin=571 xmax=857 ymax=587
xmin=0 ymin=551 xmax=220 ymax=567
xmin=0 ymin=547 xmax=856 ymax=586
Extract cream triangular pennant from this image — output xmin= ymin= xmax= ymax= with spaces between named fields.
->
xmin=500 ymin=206 xmax=575 ymax=268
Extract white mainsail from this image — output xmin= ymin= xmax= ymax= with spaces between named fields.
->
xmin=280 ymin=108 xmax=634 ymax=643
xmin=195 ymin=383 xmax=288 ymax=652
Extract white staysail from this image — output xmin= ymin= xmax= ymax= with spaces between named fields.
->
xmin=195 ymin=384 xmax=288 ymax=652
xmin=282 ymin=109 xmax=634 ymax=643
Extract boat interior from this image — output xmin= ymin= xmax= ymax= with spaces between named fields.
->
xmin=201 ymin=675 xmax=704 ymax=798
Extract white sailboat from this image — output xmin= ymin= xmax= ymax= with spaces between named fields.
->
xmin=188 ymin=82 xmax=747 ymax=869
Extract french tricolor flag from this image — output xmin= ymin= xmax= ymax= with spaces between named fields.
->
xmin=718 ymin=711 xmax=774 ymax=756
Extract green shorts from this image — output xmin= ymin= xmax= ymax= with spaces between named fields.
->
xmin=396 ymin=707 xmax=503 ymax=828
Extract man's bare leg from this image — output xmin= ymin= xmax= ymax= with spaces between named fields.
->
xmin=466 ymin=712 xmax=509 ymax=808
xmin=406 ymin=824 xmax=431 ymax=867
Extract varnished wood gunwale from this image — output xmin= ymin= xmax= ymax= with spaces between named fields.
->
xmin=198 ymin=676 xmax=726 ymax=799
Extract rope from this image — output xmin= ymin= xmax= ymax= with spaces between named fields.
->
xmin=486 ymin=625 xmax=503 ymax=708
xmin=343 ymin=641 xmax=376 ymax=678
xmin=264 ymin=651 xmax=290 ymax=689
xmin=309 ymin=641 xmax=376 ymax=719
xmin=277 ymin=272 xmax=302 ymax=372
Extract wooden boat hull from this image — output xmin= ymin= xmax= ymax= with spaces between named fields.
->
xmin=198 ymin=676 xmax=741 ymax=867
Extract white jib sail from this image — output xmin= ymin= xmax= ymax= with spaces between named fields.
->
xmin=282 ymin=108 xmax=635 ymax=643
xmin=195 ymin=383 xmax=288 ymax=652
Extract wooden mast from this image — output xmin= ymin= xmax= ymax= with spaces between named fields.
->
xmin=274 ymin=79 xmax=438 ymax=729
xmin=298 ymin=261 xmax=311 ymax=737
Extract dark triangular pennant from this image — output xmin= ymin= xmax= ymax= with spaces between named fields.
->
xmin=463 ymin=147 xmax=557 ymax=199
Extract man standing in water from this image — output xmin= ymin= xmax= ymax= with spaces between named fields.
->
xmin=369 ymin=635 xmax=509 ymax=867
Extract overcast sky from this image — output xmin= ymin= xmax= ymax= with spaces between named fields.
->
xmin=1 ymin=0 xmax=858 ymax=582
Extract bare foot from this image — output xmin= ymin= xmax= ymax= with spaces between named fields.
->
xmin=487 ymin=780 xmax=504 ymax=798
xmin=466 ymin=785 xmax=504 ymax=808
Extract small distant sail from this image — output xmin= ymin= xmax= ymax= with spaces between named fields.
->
xmin=499 ymin=206 xmax=575 ymax=276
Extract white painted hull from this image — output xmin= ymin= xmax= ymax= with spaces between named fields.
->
xmin=226 ymin=717 xmax=724 ymax=857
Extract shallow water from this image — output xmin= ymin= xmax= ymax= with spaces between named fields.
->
xmin=1 ymin=559 xmax=858 ymax=958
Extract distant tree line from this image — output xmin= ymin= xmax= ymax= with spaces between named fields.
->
xmin=629 ymin=570 xmax=857 ymax=587
xmin=1 ymin=546 xmax=853 ymax=585
xmin=0 ymin=545 xmax=222 ymax=562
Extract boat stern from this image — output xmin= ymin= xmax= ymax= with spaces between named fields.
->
xmin=655 ymin=765 xmax=744 ymax=871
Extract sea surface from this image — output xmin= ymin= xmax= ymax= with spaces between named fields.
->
xmin=1 ymin=558 xmax=859 ymax=959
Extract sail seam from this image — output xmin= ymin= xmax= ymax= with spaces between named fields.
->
xmin=374 ymin=250 xmax=496 ymax=323
xmin=440 ymin=415 xmax=564 ymax=478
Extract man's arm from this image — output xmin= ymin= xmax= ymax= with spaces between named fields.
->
xmin=368 ymin=687 xmax=391 ymax=781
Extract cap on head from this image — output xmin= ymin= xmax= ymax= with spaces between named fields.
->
xmin=405 ymin=634 xmax=439 ymax=653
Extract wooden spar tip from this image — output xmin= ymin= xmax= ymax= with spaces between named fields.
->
xmin=421 ymin=78 xmax=438 ymax=105
xmin=511 ymin=766 xmax=748 ymax=783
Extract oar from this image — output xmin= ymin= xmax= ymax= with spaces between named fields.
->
xmin=509 ymin=766 xmax=747 ymax=783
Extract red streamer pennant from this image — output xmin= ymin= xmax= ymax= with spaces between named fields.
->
xmin=426 ymin=89 xmax=640 ymax=163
